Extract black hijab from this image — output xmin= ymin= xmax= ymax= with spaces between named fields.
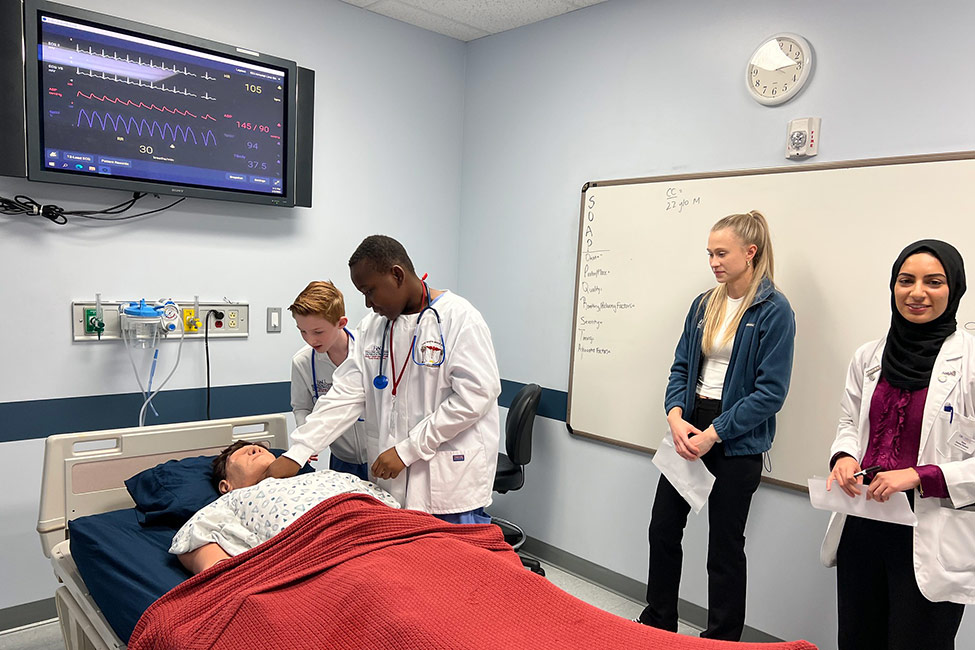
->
xmin=881 ymin=239 xmax=967 ymax=390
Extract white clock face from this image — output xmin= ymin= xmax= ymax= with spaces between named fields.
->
xmin=746 ymin=34 xmax=812 ymax=106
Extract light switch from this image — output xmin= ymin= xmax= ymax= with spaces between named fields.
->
xmin=267 ymin=307 xmax=282 ymax=333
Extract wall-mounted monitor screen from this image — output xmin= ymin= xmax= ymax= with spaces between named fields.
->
xmin=23 ymin=0 xmax=311 ymax=207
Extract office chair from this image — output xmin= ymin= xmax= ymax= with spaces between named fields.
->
xmin=492 ymin=383 xmax=544 ymax=576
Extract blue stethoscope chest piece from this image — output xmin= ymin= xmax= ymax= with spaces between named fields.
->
xmin=373 ymin=374 xmax=389 ymax=389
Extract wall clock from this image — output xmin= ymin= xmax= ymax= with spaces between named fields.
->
xmin=746 ymin=33 xmax=813 ymax=106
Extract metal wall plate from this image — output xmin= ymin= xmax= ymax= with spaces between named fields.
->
xmin=71 ymin=300 xmax=249 ymax=342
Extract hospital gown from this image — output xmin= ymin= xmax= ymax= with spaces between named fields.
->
xmin=170 ymin=470 xmax=400 ymax=557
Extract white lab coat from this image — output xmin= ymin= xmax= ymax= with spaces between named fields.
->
xmin=289 ymin=329 xmax=367 ymax=465
xmin=283 ymin=292 xmax=502 ymax=514
xmin=821 ymin=329 xmax=975 ymax=604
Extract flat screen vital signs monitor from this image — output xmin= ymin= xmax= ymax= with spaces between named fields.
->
xmin=23 ymin=0 xmax=310 ymax=207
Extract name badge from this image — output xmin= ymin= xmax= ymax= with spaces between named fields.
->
xmin=865 ymin=365 xmax=881 ymax=381
xmin=949 ymin=429 xmax=975 ymax=455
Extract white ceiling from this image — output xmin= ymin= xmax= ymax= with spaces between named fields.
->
xmin=340 ymin=0 xmax=608 ymax=41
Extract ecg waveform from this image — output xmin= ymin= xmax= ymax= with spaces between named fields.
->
xmin=74 ymin=67 xmax=201 ymax=96
xmin=73 ymin=44 xmax=199 ymax=78
xmin=77 ymin=92 xmax=218 ymax=121
xmin=76 ymin=110 xmax=217 ymax=146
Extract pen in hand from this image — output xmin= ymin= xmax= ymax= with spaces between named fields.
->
xmin=853 ymin=465 xmax=882 ymax=479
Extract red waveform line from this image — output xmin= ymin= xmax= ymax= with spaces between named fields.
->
xmin=76 ymin=91 xmax=212 ymax=120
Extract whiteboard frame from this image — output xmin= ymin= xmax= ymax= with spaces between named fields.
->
xmin=566 ymin=150 xmax=975 ymax=492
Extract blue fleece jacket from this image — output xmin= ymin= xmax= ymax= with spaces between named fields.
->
xmin=664 ymin=277 xmax=796 ymax=456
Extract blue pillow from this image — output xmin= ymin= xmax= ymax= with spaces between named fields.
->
xmin=124 ymin=449 xmax=314 ymax=527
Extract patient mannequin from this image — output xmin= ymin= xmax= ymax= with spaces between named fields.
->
xmin=173 ymin=441 xmax=399 ymax=574
xmin=214 ymin=441 xmax=279 ymax=494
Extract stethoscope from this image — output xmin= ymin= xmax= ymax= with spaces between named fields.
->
xmin=311 ymin=328 xmax=354 ymax=399
xmin=373 ymin=281 xmax=445 ymax=394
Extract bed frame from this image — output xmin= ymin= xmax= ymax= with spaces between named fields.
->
xmin=35 ymin=414 xmax=290 ymax=650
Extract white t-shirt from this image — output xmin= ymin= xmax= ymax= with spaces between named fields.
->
xmin=169 ymin=470 xmax=399 ymax=557
xmin=697 ymin=295 xmax=744 ymax=399
xmin=290 ymin=328 xmax=367 ymax=464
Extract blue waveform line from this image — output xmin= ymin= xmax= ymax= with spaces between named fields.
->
xmin=76 ymin=109 xmax=216 ymax=146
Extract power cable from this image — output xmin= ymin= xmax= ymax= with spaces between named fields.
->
xmin=0 ymin=191 xmax=185 ymax=224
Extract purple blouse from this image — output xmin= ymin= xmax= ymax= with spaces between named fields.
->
xmin=858 ymin=378 xmax=948 ymax=498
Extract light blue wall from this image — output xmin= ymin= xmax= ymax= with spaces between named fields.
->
xmin=0 ymin=0 xmax=466 ymax=611
xmin=462 ymin=1 xmax=975 ymax=648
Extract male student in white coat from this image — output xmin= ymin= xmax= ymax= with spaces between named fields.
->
xmin=267 ymin=235 xmax=502 ymax=523
xmin=288 ymin=280 xmax=368 ymax=480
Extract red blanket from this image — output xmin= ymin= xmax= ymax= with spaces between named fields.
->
xmin=130 ymin=493 xmax=816 ymax=650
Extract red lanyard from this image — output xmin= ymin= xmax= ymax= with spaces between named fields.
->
xmin=390 ymin=281 xmax=428 ymax=397
xmin=389 ymin=319 xmax=415 ymax=397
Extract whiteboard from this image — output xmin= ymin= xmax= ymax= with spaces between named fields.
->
xmin=567 ymin=152 xmax=975 ymax=491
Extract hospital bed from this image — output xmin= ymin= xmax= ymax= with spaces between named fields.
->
xmin=36 ymin=414 xmax=289 ymax=650
xmin=37 ymin=415 xmax=817 ymax=650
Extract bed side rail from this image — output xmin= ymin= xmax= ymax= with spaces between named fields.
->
xmin=37 ymin=414 xmax=289 ymax=557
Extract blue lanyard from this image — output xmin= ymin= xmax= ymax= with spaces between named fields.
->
xmin=312 ymin=328 xmax=354 ymax=399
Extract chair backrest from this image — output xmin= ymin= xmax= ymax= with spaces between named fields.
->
xmin=505 ymin=383 xmax=541 ymax=466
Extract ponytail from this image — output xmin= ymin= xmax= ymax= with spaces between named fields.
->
xmin=700 ymin=210 xmax=775 ymax=355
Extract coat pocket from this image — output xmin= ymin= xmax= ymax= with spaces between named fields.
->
xmin=937 ymin=508 xmax=975 ymax=572
xmin=428 ymin=446 xmax=487 ymax=511
xmin=937 ymin=412 xmax=975 ymax=462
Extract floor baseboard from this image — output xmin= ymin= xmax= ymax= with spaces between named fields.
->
xmin=0 ymin=598 xmax=57 ymax=634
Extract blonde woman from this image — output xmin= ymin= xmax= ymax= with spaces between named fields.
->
xmin=636 ymin=211 xmax=796 ymax=641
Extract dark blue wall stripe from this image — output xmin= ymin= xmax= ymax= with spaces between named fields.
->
xmin=0 ymin=382 xmax=292 ymax=443
xmin=499 ymin=379 xmax=568 ymax=422
xmin=0 ymin=379 xmax=569 ymax=444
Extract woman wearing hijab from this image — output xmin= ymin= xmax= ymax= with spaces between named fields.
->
xmin=823 ymin=239 xmax=975 ymax=650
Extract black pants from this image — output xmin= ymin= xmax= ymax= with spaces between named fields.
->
xmin=639 ymin=397 xmax=763 ymax=641
xmin=837 ymin=513 xmax=965 ymax=650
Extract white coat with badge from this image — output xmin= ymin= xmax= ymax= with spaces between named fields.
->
xmin=283 ymin=291 xmax=502 ymax=514
xmin=821 ymin=329 xmax=975 ymax=604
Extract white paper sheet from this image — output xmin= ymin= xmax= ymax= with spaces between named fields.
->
xmin=652 ymin=434 xmax=716 ymax=514
xmin=807 ymin=477 xmax=918 ymax=526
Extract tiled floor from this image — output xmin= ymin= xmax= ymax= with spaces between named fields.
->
xmin=0 ymin=559 xmax=701 ymax=649
xmin=0 ymin=621 xmax=63 ymax=650
xmin=541 ymin=560 xmax=702 ymax=637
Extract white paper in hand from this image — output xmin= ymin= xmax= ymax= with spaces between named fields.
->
xmin=652 ymin=434 xmax=716 ymax=514
xmin=807 ymin=477 xmax=917 ymax=526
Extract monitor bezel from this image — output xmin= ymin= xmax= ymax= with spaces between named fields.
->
xmin=23 ymin=0 xmax=300 ymax=208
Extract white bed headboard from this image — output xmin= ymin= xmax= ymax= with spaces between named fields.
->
xmin=36 ymin=414 xmax=290 ymax=557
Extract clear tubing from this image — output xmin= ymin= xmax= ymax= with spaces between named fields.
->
xmin=139 ymin=305 xmax=185 ymax=427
